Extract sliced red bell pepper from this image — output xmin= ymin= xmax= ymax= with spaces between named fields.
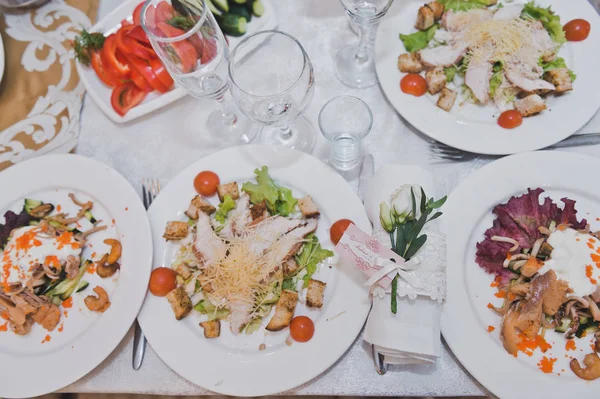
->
xmin=149 ymin=58 xmax=173 ymax=90
xmin=116 ymin=25 xmax=157 ymax=60
xmin=123 ymin=52 xmax=169 ymax=93
xmin=132 ymin=1 xmax=145 ymax=26
xmin=91 ymin=51 xmax=119 ymax=87
xmin=130 ymin=68 xmax=153 ymax=92
xmin=102 ymin=34 xmax=131 ymax=78
xmin=127 ymin=25 xmax=151 ymax=45
xmin=155 ymin=1 xmax=175 ymax=24
xmin=111 ymin=82 xmax=148 ymax=116
xmin=156 ymin=22 xmax=198 ymax=73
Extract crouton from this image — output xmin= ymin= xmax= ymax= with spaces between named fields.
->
xmin=541 ymin=50 xmax=556 ymax=63
xmin=426 ymin=1 xmax=444 ymax=20
xmin=198 ymin=273 xmax=213 ymax=293
xmin=415 ymin=5 xmax=435 ymax=30
xmin=163 ymin=221 xmax=189 ymax=241
xmin=297 ymin=195 xmax=320 ymax=218
xmin=200 ymin=320 xmax=221 ymax=338
xmin=217 ymin=182 xmax=240 ymax=202
xmin=185 ymin=195 xmax=216 ymax=220
xmin=436 ymin=87 xmax=457 ymax=112
xmin=266 ymin=290 xmax=298 ymax=331
xmin=283 ymin=259 xmax=299 ymax=276
xmin=515 ymin=94 xmax=546 ymax=117
xmin=250 ymin=200 xmax=268 ymax=220
xmin=425 ymin=66 xmax=446 ymax=95
xmin=397 ymin=53 xmax=425 ymax=73
xmin=544 ymin=68 xmax=573 ymax=93
xmin=166 ymin=286 xmax=192 ymax=320
xmin=176 ymin=264 xmax=191 ymax=279
xmin=306 ymin=279 xmax=327 ymax=308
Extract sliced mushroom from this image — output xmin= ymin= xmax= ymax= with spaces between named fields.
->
xmin=29 ymin=203 xmax=55 ymax=218
xmin=104 ymin=239 xmax=122 ymax=264
xmin=96 ymin=254 xmax=120 ymax=278
xmin=570 ymin=353 xmax=600 ymax=381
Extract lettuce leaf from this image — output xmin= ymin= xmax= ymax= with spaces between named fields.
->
xmin=539 ymin=57 xmax=576 ymax=81
xmin=521 ymin=2 xmax=566 ymax=44
xmin=0 ymin=209 xmax=32 ymax=249
xmin=275 ymin=187 xmax=297 ymax=217
xmin=399 ymin=24 xmax=438 ymax=53
xmin=295 ymin=234 xmax=334 ymax=287
xmin=241 ymin=166 xmax=297 ymax=216
xmin=489 ymin=61 xmax=504 ymax=98
xmin=194 ymin=300 xmax=230 ymax=321
xmin=437 ymin=0 xmax=492 ymax=12
xmin=444 ymin=66 xmax=457 ymax=82
xmin=215 ymin=194 xmax=235 ymax=223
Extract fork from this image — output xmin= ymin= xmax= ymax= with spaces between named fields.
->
xmin=429 ymin=133 xmax=600 ymax=163
xmin=132 ymin=178 xmax=161 ymax=371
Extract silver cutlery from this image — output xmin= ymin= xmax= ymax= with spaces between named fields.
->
xmin=132 ymin=178 xmax=161 ymax=371
xmin=429 ymin=133 xmax=600 ymax=163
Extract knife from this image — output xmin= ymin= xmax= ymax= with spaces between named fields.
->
xmin=358 ymin=154 xmax=374 ymax=202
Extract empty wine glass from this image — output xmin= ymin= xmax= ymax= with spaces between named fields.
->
xmin=336 ymin=0 xmax=394 ymax=88
xmin=141 ymin=0 xmax=256 ymax=144
xmin=228 ymin=30 xmax=316 ymax=153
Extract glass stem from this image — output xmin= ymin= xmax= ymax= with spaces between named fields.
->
xmin=355 ymin=21 xmax=377 ymax=64
xmin=279 ymin=125 xmax=293 ymax=139
xmin=215 ymin=91 xmax=238 ymax=127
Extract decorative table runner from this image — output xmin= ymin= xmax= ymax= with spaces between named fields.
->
xmin=0 ymin=0 xmax=98 ymax=171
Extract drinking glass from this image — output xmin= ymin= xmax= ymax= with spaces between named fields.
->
xmin=319 ymin=95 xmax=372 ymax=170
xmin=228 ymin=30 xmax=316 ymax=153
xmin=141 ymin=0 xmax=256 ymax=144
xmin=336 ymin=0 xmax=394 ymax=88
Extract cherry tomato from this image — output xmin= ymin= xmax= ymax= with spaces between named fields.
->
xmin=149 ymin=267 xmax=177 ymax=297
xmin=400 ymin=73 xmax=427 ymax=97
xmin=91 ymin=51 xmax=120 ymax=87
xmin=132 ymin=1 xmax=145 ymax=25
xmin=111 ymin=82 xmax=148 ymax=116
xmin=330 ymin=219 xmax=354 ymax=245
xmin=497 ymin=110 xmax=523 ymax=129
xmin=194 ymin=171 xmax=220 ymax=196
xmin=290 ymin=316 xmax=315 ymax=342
xmin=102 ymin=34 xmax=131 ymax=78
xmin=564 ymin=19 xmax=591 ymax=42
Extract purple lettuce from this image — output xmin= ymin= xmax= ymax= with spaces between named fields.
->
xmin=0 ymin=209 xmax=32 ymax=249
xmin=475 ymin=188 xmax=587 ymax=281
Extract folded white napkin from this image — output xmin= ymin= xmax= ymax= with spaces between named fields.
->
xmin=362 ymin=165 xmax=446 ymax=365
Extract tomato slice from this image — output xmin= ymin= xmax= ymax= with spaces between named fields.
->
xmin=132 ymin=1 xmax=145 ymax=25
xmin=201 ymin=37 xmax=217 ymax=64
xmin=149 ymin=58 xmax=174 ymax=90
xmin=128 ymin=25 xmax=151 ymax=45
xmin=157 ymin=22 xmax=198 ymax=73
xmin=111 ymin=82 xmax=148 ymax=116
xmin=91 ymin=51 xmax=119 ymax=87
xmin=102 ymin=34 xmax=131 ymax=78
xmin=123 ymin=52 xmax=169 ymax=93
xmin=155 ymin=1 xmax=175 ymax=24
xmin=116 ymin=25 xmax=157 ymax=60
xmin=131 ymin=68 xmax=153 ymax=92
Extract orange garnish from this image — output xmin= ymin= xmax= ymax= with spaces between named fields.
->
xmin=490 ymin=276 xmax=500 ymax=288
xmin=44 ymin=255 xmax=60 ymax=268
xmin=565 ymin=340 xmax=576 ymax=351
xmin=487 ymin=302 xmax=495 ymax=309
xmin=487 ymin=325 xmax=495 ymax=332
xmin=516 ymin=334 xmax=552 ymax=357
xmin=537 ymin=356 xmax=557 ymax=373
xmin=87 ymin=263 xmax=96 ymax=274
xmin=588 ymin=243 xmax=595 ymax=249
xmin=56 ymin=204 xmax=62 ymax=212
xmin=62 ymin=297 xmax=73 ymax=308
xmin=41 ymin=334 xmax=51 ymax=343
xmin=591 ymin=253 xmax=600 ymax=263
xmin=495 ymin=290 xmax=507 ymax=298
xmin=558 ymin=225 xmax=568 ymax=231
xmin=58 ymin=323 xmax=64 ymax=333
xmin=586 ymin=265 xmax=597 ymax=285
xmin=0 ymin=322 xmax=7 ymax=332
xmin=0 ymin=311 xmax=8 ymax=320
xmin=15 ymin=229 xmax=42 ymax=251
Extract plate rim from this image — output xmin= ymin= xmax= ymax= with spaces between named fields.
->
xmin=137 ymin=144 xmax=372 ymax=396
xmin=0 ymin=153 xmax=153 ymax=398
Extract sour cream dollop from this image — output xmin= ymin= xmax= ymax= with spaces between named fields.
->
xmin=538 ymin=228 xmax=600 ymax=297
xmin=1 ymin=226 xmax=82 ymax=287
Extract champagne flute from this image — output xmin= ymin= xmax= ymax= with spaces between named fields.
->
xmin=141 ymin=0 xmax=257 ymax=144
xmin=228 ymin=30 xmax=316 ymax=153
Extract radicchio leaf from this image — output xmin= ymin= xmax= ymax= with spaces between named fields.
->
xmin=0 ymin=210 xmax=32 ymax=249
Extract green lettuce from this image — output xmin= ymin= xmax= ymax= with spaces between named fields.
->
xmin=194 ymin=300 xmax=230 ymax=321
xmin=437 ymin=0 xmax=493 ymax=12
xmin=295 ymin=234 xmax=334 ymax=287
xmin=489 ymin=61 xmax=504 ymax=98
xmin=242 ymin=166 xmax=297 ymax=217
xmin=215 ymin=194 xmax=235 ymax=223
xmin=521 ymin=2 xmax=566 ymax=44
xmin=399 ymin=24 xmax=438 ymax=53
xmin=539 ymin=57 xmax=576 ymax=81
xmin=444 ymin=66 xmax=457 ymax=82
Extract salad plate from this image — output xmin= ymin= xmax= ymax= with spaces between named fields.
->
xmin=374 ymin=0 xmax=600 ymax=155
xmin=0 ymin=154 xmax=152 ymax=398
xmin=138 ymin=145 xmax=371 ymax=396
xmin=441 ymin=150 xmax=600 ymax=399
xmin=77 ymin=0 xmax=277 ymax=124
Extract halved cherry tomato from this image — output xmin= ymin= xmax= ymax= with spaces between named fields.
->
xmin=157 ymin=22 xmax=198 ymax=73
xmin=128 ymin=25 xmax=151 ymax=45
xmin=117 ymin=25 xmax=157 ymax=60
xmin=132 ymin=1 xmax=145 ymax=25
xmin=290 ymin=316 xmax=315 ymax=343
xmin=102 ymin=34 xmax=131 ymax=78
xmin=564 ymin=19 xmax=591 ymax=42
xmin=400 ymin=73 xmax=427 ymax=97
xmin=91 ymin=51 xmax=119 ymax=87
xmin=111 ymin=82 xmax=148 ymax=116
xmin=155 ymin=1 xmax=175 ymax=24
xmin=194 ymin=171 xmax=220 ymax=196
xmin=149 ymin=267 xmax=177 ymax=296
xmin=149 ymin=58 xmax=174 ymax=90
xmin=330 ymin=219 xmax=354 ymax=245
xmin=123 ymin=52 xmax=169 ymax=93
xmin=497 ymin=110 xmax=523 ymax=129
xmin=131 ymin=68 xmax=153 ymax=91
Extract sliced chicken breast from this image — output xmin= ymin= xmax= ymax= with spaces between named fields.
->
xmin=506 ymin=66 xmax=555 ymax=92
xmin=441 ymin=9 xmax=493 ymax=32
xmin=248 ymin=216 xmax=305 ymax=256
xmin=493 ymin=4 xmax=524 ymax=21
xmin=218 ymin=194 xmax=252 ymax=239
xmin=418 ymin=44 xmax=467 ymax=67
xmin=267 ymin=219 xmax=319 ymax=266
xmin=228 ymin=299 xmax=253 ymax=335
xmin=194 ymin=212 xmax=226 ymax=267
xmin=465 ymin=59 xmax=492 ymax=103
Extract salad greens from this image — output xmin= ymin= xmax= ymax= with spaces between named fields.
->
xmin=242 ymin=166 xmax=298 ymax=217
xmin=194 ymin=300 xmax=230 ymax=321
xmin=539 ymin=57 xmax=576 ymax=81
xmin=489 ymin=61 xmax=504 ymax=98
xmin=215 ymin=194 xmax=235 ymax=223
xmin=521 ymin=1 xmax=566 ymax=44
xmin=295 ymin=234 xmax=334 ymax=287
xmin=444 ymin=66 xmax=457 ymax=83
xmin=400 ymin=24 xmax=438 ymax=53
xmin=437 ymin=0 xmax=493 ymax=12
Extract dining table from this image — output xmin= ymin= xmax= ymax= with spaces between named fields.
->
xmin=3 ymin=0 xmax=600 ymax=396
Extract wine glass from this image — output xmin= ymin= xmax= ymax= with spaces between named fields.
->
xmin=141 ymin=0 xmax=257 ymax=145
xmin=336 ymin=0 xmax=394 ymax=88
xmin=228 ymin=30 xmax=316 ymax=153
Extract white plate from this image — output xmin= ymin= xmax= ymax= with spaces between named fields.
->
xmin=138 ymin=145 xmax=371 ymax=396
xmin=77 ymin=0 xmax=277 ymax=124
xmin=0 ymin=154 xmax=153 ymax=398
xmin=375 ymin=0 xmax=600 ymax=155
xmin=441 ymin=150 xmax=600 ymax=399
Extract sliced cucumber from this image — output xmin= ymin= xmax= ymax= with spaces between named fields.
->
xmin=76 ymin=280 xmax=89 ymax=293
xmin=24 ymin=199 xmax=43 ymax=215
xmin=46 ymin=260 xmax=91 ymax=301
xmin=229 ymin=3 xmax=251 ymax=21
xmin=211 ymin=0 xmax=229 ymax=12
xmin=251 ymin=0 xmax=264 ymax=17
xmin=218 ymin=13 xmax=247 ymax=36
xmin=206 ymin=0 xmax=223 ymax=16
xmin=580 ymin=316 xmax=589 ymax=325
xmin=554 ymin=318 xmax=571 ymax=333
xmin=84 ymin=210 xmax=97 ymax=224
xmin=29 ymin=220 xmax=40 ymax=226
xmin=576 ymin=322 xmax=599 ymax=339
xmin=232 ymin=0 xmax=247 ymax=4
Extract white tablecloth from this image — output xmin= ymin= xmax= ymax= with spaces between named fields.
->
xmin=64 ymin=0 xmax=600 ymax=395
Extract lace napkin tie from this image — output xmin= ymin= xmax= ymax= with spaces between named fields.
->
xmin=364 ymin=257 xmax=423 ymax=289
